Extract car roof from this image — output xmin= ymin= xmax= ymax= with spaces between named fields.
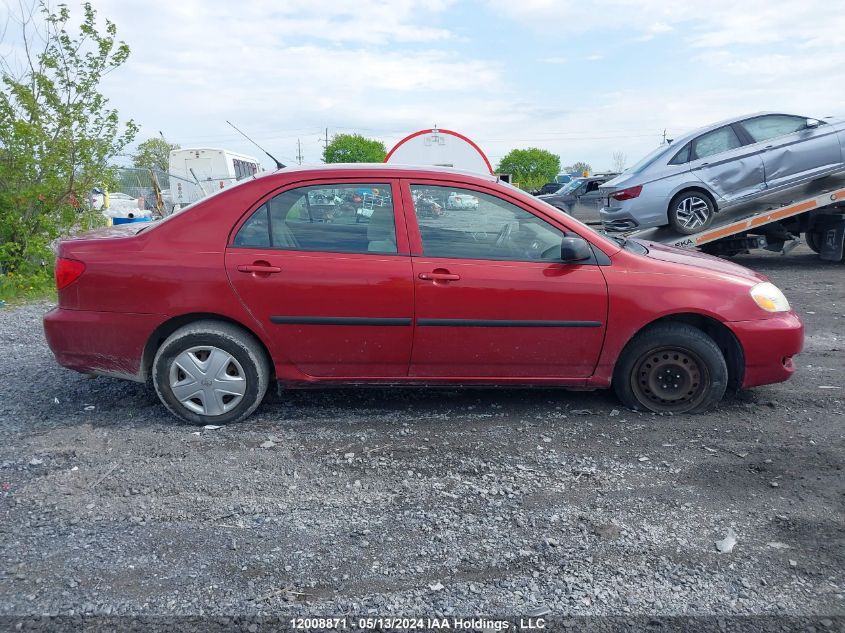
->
xmin=669 ymin=111 xmax=799 ymax=146
xmin=256 ymin=163 xmax=498 ymax=182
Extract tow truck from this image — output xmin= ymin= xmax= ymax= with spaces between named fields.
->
xmin=626 ymin=173 xmax=845 ymax=262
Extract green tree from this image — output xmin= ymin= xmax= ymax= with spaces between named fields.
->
xmin=564 ymin=161 xmax=592 ymax=177
xmin=322 ymin=133 xmax=386 ymax=163
xmin=497 ymin=148 xmax=561 ymax=192
xmin=132 ymin=137 xmax=179 ymax=171
xmin=0 ymin=1 xmax=137 ymax=291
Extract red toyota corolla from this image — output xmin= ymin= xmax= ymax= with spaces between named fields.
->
xmin=44 ymin=165 xmax=803 ymax=425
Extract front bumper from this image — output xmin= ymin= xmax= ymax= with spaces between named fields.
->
xmin=43 ymin=307 xmax=164 ymax=382
xmin=728 ymin=311 xmax=804 ymax=389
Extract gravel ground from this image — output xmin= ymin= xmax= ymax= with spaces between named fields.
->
xmin=0 ymin=244 xmax=842 ymax=624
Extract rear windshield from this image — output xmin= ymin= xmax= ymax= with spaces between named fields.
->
xmin=625 ymin=144 xmax=671 ymax=174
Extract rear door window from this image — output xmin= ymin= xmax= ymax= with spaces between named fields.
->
xmin=691 ymin=126 xmax=743 ymax=160
xmin=233 ymin=183 xmax=397 ymax=254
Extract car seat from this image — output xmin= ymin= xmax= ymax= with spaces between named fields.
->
xmin=271 ymin=220 xmax=299 ymax=248
xmin=367 ymin=207 xmax=397 ymax=253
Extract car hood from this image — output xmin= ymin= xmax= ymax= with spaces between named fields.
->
xmin=634 ymin=239 xmax=767 ymax=283
xmin=538 ymin=193 xmax=573 ymax=203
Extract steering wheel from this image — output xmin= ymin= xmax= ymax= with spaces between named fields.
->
xmin=495 ymin=222 xmax=514 ymax=247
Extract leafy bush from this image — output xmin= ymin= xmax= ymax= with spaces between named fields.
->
xmin=497 ymin=148 xmax=561 ymax=192
xmin=0 ymin=2 xmax=137 ymax=294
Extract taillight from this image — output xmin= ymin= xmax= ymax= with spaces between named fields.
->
xmin=611 ymin=185 xmax=643 ymax=201
xmin=55 ymin=257 xmax=86 ymax=289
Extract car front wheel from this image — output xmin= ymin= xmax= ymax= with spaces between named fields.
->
xmin=152 ymin=320 xmax=270 ymax=425
xmin=613 ymin=324 xmax=728 ymax=414
xmin=668 ymin=191 xmax=715 ymax=234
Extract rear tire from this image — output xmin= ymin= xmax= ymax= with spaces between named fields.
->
xmin=152 ymin=320 xmax=270 ymax=425
xmin=805 ymin=229 xmax=822 ymax=254
xmin=613 ymin=324 xmax=728 ymax=414
xmin=668 ymin=191 xmax=715 ymax=235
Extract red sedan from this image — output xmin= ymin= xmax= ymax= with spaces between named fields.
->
xmin=44 ymin=165 xmax=803 ymax=425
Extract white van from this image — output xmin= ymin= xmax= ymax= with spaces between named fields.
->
xmin=168 ymin=148 xmax=262 ymax=208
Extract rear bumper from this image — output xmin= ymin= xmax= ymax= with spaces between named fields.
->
xmin=729 ymin=312 xmax=804 ymax=388
xmin=43 ymin=308 xmax=164 ymax=382
xmin=600 ymin=199 xmax=669 ymax=232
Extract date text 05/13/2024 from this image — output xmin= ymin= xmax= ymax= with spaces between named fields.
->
xmin=289 ymin=616 xmax=547 ymax=631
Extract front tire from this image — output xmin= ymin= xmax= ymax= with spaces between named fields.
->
xmin=152 ymin=320 xmax=270 ymax=425
xmin=668 ymin=191 xmax=715 ymax=235
xmin=613 ymin=324 xmax=728 ymax=414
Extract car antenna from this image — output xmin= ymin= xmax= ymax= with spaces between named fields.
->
xmin=225 ymin=120 xmax=286 ymax=169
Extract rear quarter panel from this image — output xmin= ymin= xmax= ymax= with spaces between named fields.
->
xmin=57 ymin=178 xmax=292 ymax=372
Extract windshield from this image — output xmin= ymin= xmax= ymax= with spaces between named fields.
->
xmin=560 ymin=178 xmax=586 ymax=194
xmin=625 ymin=144 xmax=671 ymax=174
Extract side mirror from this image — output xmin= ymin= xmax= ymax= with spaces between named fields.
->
xmin=806 ymin=118 xmax=820 ymax=129
xmin=560 ymin=236 xmax=592 ymax=262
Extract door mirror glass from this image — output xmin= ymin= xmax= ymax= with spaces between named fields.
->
xmin=806 ymin=118 xmax=820 ymax=129
xmin=560 ymin=237 xmax=592 ymax=262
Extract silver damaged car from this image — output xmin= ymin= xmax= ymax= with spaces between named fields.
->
xmin=599 ymin=112 xmax=845 ymax=234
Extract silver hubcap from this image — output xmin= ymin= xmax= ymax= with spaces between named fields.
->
xmin=675 ymin=196 xmax=710 ymax=229
xmin=169 ymin=346 xmax=246 ymax=416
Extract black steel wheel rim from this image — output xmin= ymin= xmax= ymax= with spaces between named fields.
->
xmin=630 ymin=346 xmax=710 ymax=413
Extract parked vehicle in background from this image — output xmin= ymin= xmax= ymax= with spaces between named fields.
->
xmin=539 ymin=173 xmax=619 ymax=224
xmin=532 ymin=182 xmax=565 ymax=196
xmin=600 ymin=113 xmax=845 ymax=234
xmin=169 ymin=148 xmax=262 ymax=209
xmin=446 ymin=191 xmax=480 ymax=209
xmin=44 ymin=164 xmax=802 ymax=425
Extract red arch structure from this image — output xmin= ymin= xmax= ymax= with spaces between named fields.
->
xmin=384 ymin=128 xmax=494 ymax=175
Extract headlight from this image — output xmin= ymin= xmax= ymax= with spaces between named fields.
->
xmin=750 ymin=282 xmax=790 ymax=312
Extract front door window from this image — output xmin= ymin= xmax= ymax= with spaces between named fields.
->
xmin=410 ymin=185 xmax=564 ymax=261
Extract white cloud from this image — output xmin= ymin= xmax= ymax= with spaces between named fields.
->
xmin=484 ymin=0 xmax=841 ymax=50
xmin=8 ymin=0 xmax=842 ymax=172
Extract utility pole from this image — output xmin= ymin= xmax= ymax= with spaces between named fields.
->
xmin=318 ymin=128 xmax=330 ymax=162
xmin=296 ymin=139 xmax=303 ymax=165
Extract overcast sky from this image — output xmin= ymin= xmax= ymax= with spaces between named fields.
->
xmin=4 ymin=0 xmax=845 ymax=172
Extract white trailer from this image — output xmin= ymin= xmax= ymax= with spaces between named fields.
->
xmin=627 ymin=174 xmax=845 ymax=262
xmin=168 ymin=148 xmax=261 ymax=208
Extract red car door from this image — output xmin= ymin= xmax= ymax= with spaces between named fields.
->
xmin=402 ymin=180 xmax=608 ymax=379
xmin=225 ymin=180 xmax=413 ymax=378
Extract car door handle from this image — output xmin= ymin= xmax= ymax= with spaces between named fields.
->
xmin=419 ymin=271 xmax=461 ymax=281
xmin=237 ymin=264 xmax=281 ymax=274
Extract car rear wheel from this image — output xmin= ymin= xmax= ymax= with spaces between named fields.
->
xmin=152 ymin=321 xmax=270 ymax=425
xmin=668 ymin=191 xmax=715 ymax=235
xmin=613 ymin=324 xmax=728 ymax=414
